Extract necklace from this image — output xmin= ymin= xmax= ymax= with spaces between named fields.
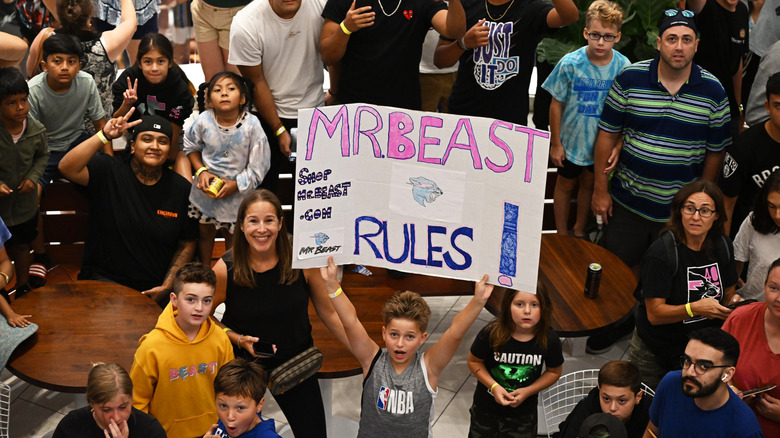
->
xmin=377 ymin=0 xmax=402 ymax=16
xmin=485 ymin=0 xmax=514 ymax=21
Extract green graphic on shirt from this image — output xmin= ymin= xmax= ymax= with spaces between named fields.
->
xmin=490 ymin=364 xmax=535 ymax=391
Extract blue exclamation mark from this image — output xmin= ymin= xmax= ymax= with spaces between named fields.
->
xmin=498 ymin=202 xmax=519 ymax=287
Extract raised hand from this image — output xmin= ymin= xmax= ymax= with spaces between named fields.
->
xmin=102 ymin=107 xmax=143 ymax=140
xmin=462 ymin=19 xmax=489 ymax=50
xmin=122 ymin=77 xmax=138 ymax=107
xmin=343 ymin=0 xmax=375 ymax=33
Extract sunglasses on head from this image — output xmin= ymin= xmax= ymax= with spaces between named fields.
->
xmin=664 ymin=9 xmax=694 ymax=18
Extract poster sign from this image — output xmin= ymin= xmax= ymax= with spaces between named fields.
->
xmin=292 ymin=104 xmax=549 ymax=292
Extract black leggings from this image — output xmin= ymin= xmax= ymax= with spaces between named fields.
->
xmin=270 ymin=373 xmax=327 ymax=437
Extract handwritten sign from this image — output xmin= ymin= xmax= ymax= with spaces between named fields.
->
xmin=292 ymin=104 xmax=549 ymax=292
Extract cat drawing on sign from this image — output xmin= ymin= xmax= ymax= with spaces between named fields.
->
xmin=408 ymin=176 xmax=443 ymax=207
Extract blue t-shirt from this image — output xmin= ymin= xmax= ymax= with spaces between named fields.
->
xmin=214 ymin=415 xmax=281 ymax=438
xmin=650 ymin=370 xmax=763 ymax=438
xmin=542 ymin=46 xmax=629 ymax=166
xmin=0 ymin=217 xmax=10 ymax=247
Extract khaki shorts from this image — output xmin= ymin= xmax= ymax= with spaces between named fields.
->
xmin=191 ymin=0 xmax=246 ymax=49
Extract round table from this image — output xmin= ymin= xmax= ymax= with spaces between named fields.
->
xmin=6 ymin=281 xmax=161 ymax=393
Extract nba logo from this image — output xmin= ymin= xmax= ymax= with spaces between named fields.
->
xmin=377 ymin=386 xmax=390 ymax=410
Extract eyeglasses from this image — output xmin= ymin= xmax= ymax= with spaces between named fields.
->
xmin=585 ymin=31 xmax=618 ymax=42
xmin=665 ymin=9 xmax=695 ymax=18
xmin=681 ymin=205 xmax=715 ymax=218
xmin=680 ymin=355 xmax=730 ymax=374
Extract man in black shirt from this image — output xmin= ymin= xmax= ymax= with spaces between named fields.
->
xmin=719 ymin=72 xmax=780 ymax=235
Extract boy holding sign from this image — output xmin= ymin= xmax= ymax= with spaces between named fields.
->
xmin=320 ymin=256 xmax=492 ymax=436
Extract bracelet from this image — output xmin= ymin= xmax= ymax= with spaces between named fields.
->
xmin=329 ymin=287 xmax=343 ymax=299
xmin=488 ymin=382 xmax=499 ymax=394
xmin=195 ymin=166 xmax=208 ymax=177
xmin=0 ymin=272 xmax=8 ymax=287
xmin=237 ymin=334 xmax=244 ymax=350
xmin=685 ymin=302 xmax=694 ymax=318
xmin=458 ymin=37 xmax=468 ymax=51
xmin=340 ymin=21 xmax=352 ymax=35
xmin=222 ymin=326 xmax=232 ymax=333
xmin=275 ymin=125 xmax=286 ymax=137
xmin=96 ymin=130 xmax=110 ymax=144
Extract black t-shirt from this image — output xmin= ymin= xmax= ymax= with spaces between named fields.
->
xmin=448 ymin=0 xmax=552 ymax=125
xmin=636 ymin=236 xmax=737 ymax=366
xmin=221 ymin=250 xmax=314 ymax=370
xmin=470 ymin=326 xmax=563 ymax=417
xmin=557 ymin=386 xmax=652 ymax=438
xmin=78 ymin=154 xmax=197 ymax=291
xmin=53 ymin=406 xmax=166 ymax=438
xmin=718 ymin=123 xmax=780 ymax=235
xmin=112 ymin=65 xmax=194 ymax=127
xmin=693 ymin=0 xmax=749 ymax=122
xmin=321 ymin=0 xmax=446 ymax=110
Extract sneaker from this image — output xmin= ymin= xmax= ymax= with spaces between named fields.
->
xmin=28 ymin=262 xmax=48 ymax=288
xmin=586 ymin=314 xmax=635 ymax=354
xmin=12 ymin=283 xmax=32 ymax=299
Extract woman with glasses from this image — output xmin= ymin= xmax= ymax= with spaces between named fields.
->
xmin=627 ymin=180 xmax=738 ymax=389
xmin=723 ymin=257 xmax=780 ymax=436
xmin=732 ymin=169 xmax=780 ymax=301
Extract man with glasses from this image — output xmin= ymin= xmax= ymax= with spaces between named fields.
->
xmin=587 ymin=9 xmax=732 ymax=355
xmin=645 ymin=327 xmax=762 ymax=438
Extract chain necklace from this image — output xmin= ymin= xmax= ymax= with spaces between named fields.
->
xmin=377 ymin=0 xmax=403 ymax=16
xmin=485 ymin=0 xmax=514 ymax=21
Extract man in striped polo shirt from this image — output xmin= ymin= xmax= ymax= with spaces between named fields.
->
xmin=587 ymin=9 xmax=731 ymax=354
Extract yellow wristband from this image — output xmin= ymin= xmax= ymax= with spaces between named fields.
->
xmin=340 ymin=21 xmax=352 ymax=35
xmin=489 ymin=382 xmax=499 ymax=393
xmin=329 ymin=287 xmax=343 ymax=299
xmin=96 ymin=130 xmax=109 ymax=144
xmin=222 ymin=326 xmax=232 ymax=333
xmin=685 ymin=302 xmax=694 ymax=317
xmin=196 ymin=166 xmax=208 ymax=177
xmin=275 ymin=125 xmax=286 ymax=137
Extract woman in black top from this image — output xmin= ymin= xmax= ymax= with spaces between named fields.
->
xmin=212 ymin=189 xmax=348 ymax=437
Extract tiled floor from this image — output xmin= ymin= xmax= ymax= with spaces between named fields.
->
xmin=5 ymin=295 xmax=631 ymax=437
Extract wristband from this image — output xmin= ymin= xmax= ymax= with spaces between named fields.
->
xmin=488 ymin=382 xmax=499 ymax=394
xmin=222 ymin=326 xmax=232 ymax=333
xmin=340 ymin=21 xmax=352 ymax=35
xmin=196 ymin=166 xmax=208 ymax=177
xmin=275 ymin=125 xmax=286 ymax=137
xmin=0 ymin=272 xmax=8 ymax=286
xmin=96 ymin=130 xmax=110 ymax=144
xmin=329 ymin=287 xmax=343 ymax=299
xmin=685 ymin=302 xmax=694 ymax=317
xmin=458 ymin=37 xmax=468 ymax=51
xmin=237 ymin=334 xmax=244 ymax=350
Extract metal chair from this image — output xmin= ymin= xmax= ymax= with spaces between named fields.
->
xmin=540 ymin=369 xmax=654 ymax=438
xmin=0 ymin=381 xmax=10 ymax=438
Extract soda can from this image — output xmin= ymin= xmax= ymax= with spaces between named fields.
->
xmin=206 ymin=177 xmax=224 ymax=198
xmin=584 ymin=263 xmax=602 ymax=299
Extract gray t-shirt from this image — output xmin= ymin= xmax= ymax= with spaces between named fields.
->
xmin=359 ymin=349 xmax=436 ymax=438
xmin=733 ymin=213 xmax=780 ymax=300
xmin=28 ymin=71 xmax=105 ymax=152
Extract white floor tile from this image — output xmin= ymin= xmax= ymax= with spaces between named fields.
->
xmin=432 ymin=375 xmax=477 ymax=435
xmin=18 ymin=385 xmax=85 ymax=415
xmin=9 ymin=398 xmax=63 ymax=438
xmin=1 ymin=368 xmax=30 ymax=403
xmin=423 ymin=311 xmax=488 ymax=393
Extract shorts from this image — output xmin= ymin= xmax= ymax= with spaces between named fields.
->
xmin=5 ymin=212 xmax=38 ymax=246
xmin=188 ymin=203 xmax=235 ymax=233
xmin=92 ymin=13 xmax=159 ymax=40
xmin=191 ymin=0 xmax=245 ymax=49
xmin=556 ymin=159 xmax=594 ymax=179
xmin=604 ymin=202 xmax=665 ymax=269
xmin=39 ymin=131 xmax=91 ymax=189
xmin=468 ymin=404 xmax=537 ymax=438
xmin=419 ymin=71 xmax=456 ymax=113
xmin=627 ymin=328 xmax=677 ymax=390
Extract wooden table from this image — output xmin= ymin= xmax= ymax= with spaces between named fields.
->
xmin=6 ymin=281 xmax=161 ymax=393
xmin=489 ymin=234 xmax=637 ymax=337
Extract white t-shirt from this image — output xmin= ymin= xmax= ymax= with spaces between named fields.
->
xmin=733 ymin=213 xmax=780 ymax=300
xmin=419 ymin=28 xmax=458 ymax=75
xmin=228 ymin=0 xmax=326 ymax=119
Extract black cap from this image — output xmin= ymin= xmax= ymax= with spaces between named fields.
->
xmin=578 ymin=413 xmax=627 ymax=438
xmin=131 ymin=115 xmax=173 ymax=142
xmin=659 ymin=9 xmax=697 ymax=36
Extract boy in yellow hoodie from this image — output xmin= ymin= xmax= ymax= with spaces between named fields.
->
xmin=130 ymin=262 xmax=235 ymax=437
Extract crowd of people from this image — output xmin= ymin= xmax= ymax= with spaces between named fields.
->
xmin=0 ymin=0 xmax=779 ymax=436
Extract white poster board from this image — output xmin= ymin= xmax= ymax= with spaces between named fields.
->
xmin=292 ymin=104 xmax=549 ymax=292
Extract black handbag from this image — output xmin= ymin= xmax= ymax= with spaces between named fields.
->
xmin=268 ymin=346 xmax=323 ymax=395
